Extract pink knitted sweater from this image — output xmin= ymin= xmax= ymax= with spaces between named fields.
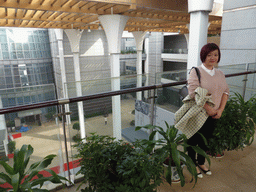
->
xmin=188 ymin=66 xmax=229 ymax=110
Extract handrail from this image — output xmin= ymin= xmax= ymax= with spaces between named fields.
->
xmin=0 ymin=70 xmax=256 ymax=115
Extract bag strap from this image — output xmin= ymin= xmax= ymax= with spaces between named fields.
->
xmin=190 ymin=67 xmax=201 ymax=85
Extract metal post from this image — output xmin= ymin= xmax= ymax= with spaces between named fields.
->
xmin=242 ymin=63 xmax=249 ymax=99
xmin=149 ymin=89 xmax=156 ymax=126
xmin=60 ymin=104 xmax=71 ymax=184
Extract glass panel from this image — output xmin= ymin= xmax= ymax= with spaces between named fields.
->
xmin=1 ymin=106 xmax=68 ymax=189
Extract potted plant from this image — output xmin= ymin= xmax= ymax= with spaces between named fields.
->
xmin=0 ymin=144 xmax=68 ymax=191
xmin=7 ymin=141 xmax=16 ymax=158
xmin=72 ymin=122 xmax=80 ymax=142
xmin=136 ymin=122 xmax=210 ymax=187
xmin=208 ymin=92 xmax=256 ymax=155
xmin=74 ymin=133 xmax=163 ymax=192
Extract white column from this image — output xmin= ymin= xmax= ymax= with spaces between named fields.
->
xmin=99 ymin=15 xmax=129 ymax=140
xmin=64 ymin=29 xmax=86 ymax=140
xmin=132 ymin=31 xmax=147 ymax=100
xmin=54 ymin=29 xmax=71 ymax=124
xmin=187 ymin=0 xmax=214 ymax=69
xmin=144 ymin=35 xmax=150 ymax=100
xmin=0 ymin=97 xmax=8 ymax=156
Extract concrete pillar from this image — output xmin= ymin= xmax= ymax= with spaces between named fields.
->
xmin=144 ymin=35 xmax=150 ymax=100
xmin=64 ymin=29 xmax=86 ymax=140
xmin=0 ymin=97 xmax=8 ymax=156
xmin=187 ymin=0 xmax=214 ymax=69
xmin=99 ymin=15 xmax=129 ymax=140
xmin=54 ymin=29 xmax=71 ymax=124
xmin=132 ymin=31 xmax=147 ymax=100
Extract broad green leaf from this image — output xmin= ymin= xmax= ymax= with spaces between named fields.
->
xmin=191 ymin=146 xmax=211 ymax=166
xmin=149 ymin=131 xmax=157 ymax=141
xmin=0 ymin=161 xmax=14 ymax=175
xmin=11 ymin=173 xmax=20 ymax=192
xmin=23 ymin=145 xmax=34 ymax=170
xmin=0 ymin=172 xmax=12 ymax=184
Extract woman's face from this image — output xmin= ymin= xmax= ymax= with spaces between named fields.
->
xmin=204 ymin=49 xmax=219 ymax=70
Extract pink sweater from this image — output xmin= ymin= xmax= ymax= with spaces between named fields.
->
xmin=188 ymin=66 xmax=229 ymax=110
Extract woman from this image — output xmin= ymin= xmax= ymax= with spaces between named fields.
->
xmin=187 ymin=43 xmax=229 ymax=178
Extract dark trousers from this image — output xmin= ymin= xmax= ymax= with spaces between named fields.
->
xmin=187 ymin=117 xmax=216 ymax=165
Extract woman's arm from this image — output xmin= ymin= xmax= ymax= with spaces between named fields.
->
xmin=212 ymin=93 xmax=229 ymax=119
xmin=204 ymin=103 xmax=217 ymax=117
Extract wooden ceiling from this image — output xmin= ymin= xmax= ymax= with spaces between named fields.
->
xmin=0 ymin=0 xmax=222 ymax=34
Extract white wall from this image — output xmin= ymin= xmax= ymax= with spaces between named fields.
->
xmin=220 ymin=0 xmax=256 ymax=66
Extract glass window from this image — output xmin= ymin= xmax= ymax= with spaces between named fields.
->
xmin=14 ymin=76 xmax=20 ymax=83
xmin=16 ymin=43 xmax=22 ymax=50
xmin=5 ymin=76 xmax=13 ymax=84
xmin=6 ymin=84 xmax=14 ymax=88
xmin=17 ymin=51 xmax=24 ymax=59
xmin=2 ymin=52 xmax=9 ymax=59
xmin=10 ymin=43 xmax=16 ymax=51
xmin=23 ymin=43 xmax=29 ymax=50
xmin=0 ymin=29 xmax=6 ymax=35
xmin=31 ymin=95 xmax=36 ymax=103
xmin=0 ymin=35 xmax=7 ymax=43
xmin=1 ymin=43 xmax=8 ymax=51
xmin=4 ymin=66 xmax=12 ymax=76
xmin=0 ymin=66 xmax=4 ymax=76
xmin=10 ymin=52 xmax=17 ymax=59
xmin=34 ymin=35 xmax=39 ymax=43
xmin=13 ymin=67 xmax=19 ymax=75
xmin=24 ymin=96 xmax=31 ymax=103
xmin=29 ymin=43 xmax=35 ymax=50
xmin=32 ymin=51 xmax=37 ymax=58
xmin=8 ymin=98 xmax=16 ymax=106
xmin=28 ymin=35 xmax=34 ymax=42
xmin=0 ymin=77 xmax=5 ymax=89
xmin=24 ymin=51 xmax=30 ymax=58
xmin=14 ymin=83 xmax=21 ymax=87
xmin=0 ymin=51 xmax=2 ymax=60
xmin=17 ymin=97 xmax=23 ymax=105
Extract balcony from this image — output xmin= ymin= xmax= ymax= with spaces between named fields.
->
xmin=0 ymin=63 xmax=256 ymax=191
xmin=162 ymin=49 xmax=188 ymax=62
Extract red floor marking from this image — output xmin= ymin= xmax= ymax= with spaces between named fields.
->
xmin=12 ymin=133 xmax=22 ymax=139
xmin=7 ymin=153 xmax=14 ymax=158
xmin=0 ymin=159 xmax=82 ymax=189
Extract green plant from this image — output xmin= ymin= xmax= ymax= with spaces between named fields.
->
xmin=209 ymin=92 xmax=256 ymax=155
xmin=72 ymin=122 xmax=80 ymax=131
xmin=131 ymin=110 xmax=135 ymax=115
xmin=74 ymin=133 xmax=163 ymax=192
xmin=130 ymin=120 xmax=135 ymax=126
xmin=72 ymin=134 xmax=81 ymax=142
xmin=136 ymin=122 xmax=210 ymax=187
xmin=7 ymin=141 xmax=16 ymax=154
xmin=0 ymin=144 xmax=68 ymax=192
xmin=45 ymin=112 xmax=55 ymax=121
xmin=6 ymin=121 xmax=15 ymax=128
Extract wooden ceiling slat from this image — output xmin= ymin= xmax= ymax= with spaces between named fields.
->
xmin=0 ymin=0 xmax=222 ymax=34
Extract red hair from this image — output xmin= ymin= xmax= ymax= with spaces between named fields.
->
xmin=200 ymin=43 xmax=221 ymax=63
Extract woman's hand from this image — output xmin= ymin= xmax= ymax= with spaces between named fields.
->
xmin=212 ymin=109 xmax=223 ymax=119
xmin=204 ymin=103 xmax=217 ymax=117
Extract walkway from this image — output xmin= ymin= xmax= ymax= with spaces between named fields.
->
xmin=55 ymin=135 xmax=256 ymax=192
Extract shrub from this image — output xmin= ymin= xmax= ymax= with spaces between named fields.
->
xmin=7 ymin=141 xmax=16 ymax=154
xmin=74 ymin=134 xmax=163 ymax=192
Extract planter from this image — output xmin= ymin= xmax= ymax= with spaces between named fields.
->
xmin=163 ymin=163 xmax=185 ymax=183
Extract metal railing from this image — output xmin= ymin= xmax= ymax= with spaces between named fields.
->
xmin=0 ymin=68 xmax=256 ymax=189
